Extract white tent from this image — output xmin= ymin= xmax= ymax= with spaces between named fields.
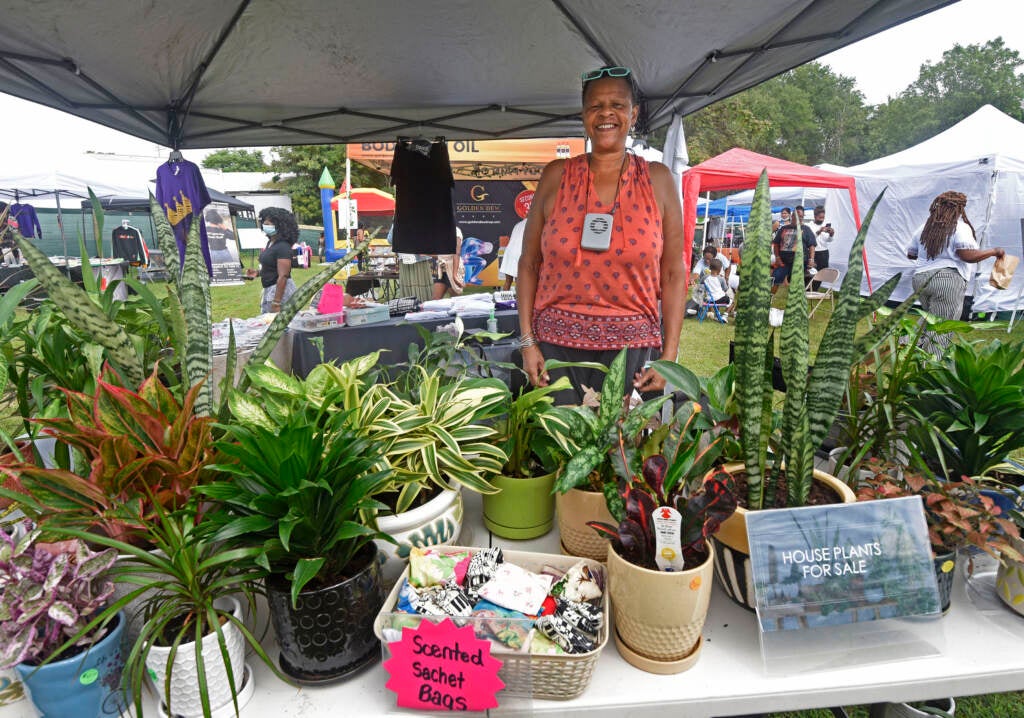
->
xmin=822 ymin=105 xmax=1024 ymax=315
xmin=725 ymin=185 xmax=828 ymax=208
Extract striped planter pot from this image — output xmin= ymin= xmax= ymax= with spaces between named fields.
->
xmin=713 ymin=464 xmax=856 ymax=611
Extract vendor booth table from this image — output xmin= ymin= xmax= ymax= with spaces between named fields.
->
xmin=3 ymin=489 xmax=1023 ymax=718
xmin=288 ymin=309 xmax=520 ymax=377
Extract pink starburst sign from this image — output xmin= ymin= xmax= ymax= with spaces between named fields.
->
xmin=383 ymin=618 xmax=505 ymax=711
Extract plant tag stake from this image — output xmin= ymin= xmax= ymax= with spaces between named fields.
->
xmin=384 ymin=618 xmax=505 ymax=711
xmin=652 ymin=506 xmax=686 ymax=571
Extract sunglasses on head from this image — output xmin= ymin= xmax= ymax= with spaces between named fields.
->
xmin=581 ymin=66 xmax=632 ymax=83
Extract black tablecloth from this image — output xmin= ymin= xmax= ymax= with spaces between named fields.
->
xmin=289 ymin=309 xmax=520 ymax=377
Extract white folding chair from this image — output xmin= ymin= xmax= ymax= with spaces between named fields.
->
xmin=805 ymin=267 xmax=840 ymax=318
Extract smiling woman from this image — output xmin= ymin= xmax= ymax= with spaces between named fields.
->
xmin=515 ymin=65 xmax=686 ymax=404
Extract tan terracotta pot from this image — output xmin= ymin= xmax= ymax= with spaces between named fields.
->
xmin=607 ymin=542 xmax=715 ymax=674
xmin=713 ymin=463 xmax=856 ymax=611
xmin=556 ymin=488 xmax=614 ymax=562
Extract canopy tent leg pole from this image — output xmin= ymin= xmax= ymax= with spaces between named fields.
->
xmin=702 ymin=190 xmax=710 ymax=247
xmin=54 ymin=191 xmax=68 ymax=271
xmin=1008 ymin=286 xmax=1024 ymax=334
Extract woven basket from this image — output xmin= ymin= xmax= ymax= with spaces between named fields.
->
xmin=374 ymin=546 xmax=608 ymax=701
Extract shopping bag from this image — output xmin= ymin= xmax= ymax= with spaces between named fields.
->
xmin=316 ymin=282 xmax=346 ymax=314
xmin=990 ymin=254 xmax=1019 ymax=290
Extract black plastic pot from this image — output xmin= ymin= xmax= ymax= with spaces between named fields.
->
xmin=934 ymin=550 xmax=957 ymax=614
xmin=266 ymin=544 xmax=385 ymax=684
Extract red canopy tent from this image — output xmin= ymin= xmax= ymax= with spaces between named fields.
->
xmin=330 ymin=187 xmax=396 ymax=216
xmin=681 ymin=148 xmax=864 ymax=284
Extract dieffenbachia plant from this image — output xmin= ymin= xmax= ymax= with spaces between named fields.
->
xmin=734 ymin=172 xmax=912 ymax=509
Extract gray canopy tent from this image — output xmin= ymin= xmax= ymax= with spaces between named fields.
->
xmin=0 ymin=0 xmax=955 ymax=148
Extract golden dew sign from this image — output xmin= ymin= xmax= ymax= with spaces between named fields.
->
xmin=745 ymin=496 xmax=941 ymax=632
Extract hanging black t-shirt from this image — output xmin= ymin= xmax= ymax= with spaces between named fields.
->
xmin=112 ymin=226 xmax=146 ymax=265
xmin=390 ymin=138 xmax=457 ymax=254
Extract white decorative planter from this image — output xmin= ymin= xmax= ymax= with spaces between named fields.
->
xmin=375 ymin=487 xmax=463 ymax=586
xmin=145 ymin=597 xmax=248 ymax=718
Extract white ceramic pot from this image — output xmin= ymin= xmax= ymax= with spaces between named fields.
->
xmin=375 ymin=487 xmax=463 ymax=586
xmin=145 ymin=597 xmax=248 ymax=718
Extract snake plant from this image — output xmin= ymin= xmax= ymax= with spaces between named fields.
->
xmin=734 ymin=172 xmax=914 ymax=509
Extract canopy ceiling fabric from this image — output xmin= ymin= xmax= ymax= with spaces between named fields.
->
xmin=681 ymin=147 xmax=862 ymax=258
xmin=0 ymin=0 xmax=955 ymax=149
xmin=330 ymin=188 xmax=395 ymax=216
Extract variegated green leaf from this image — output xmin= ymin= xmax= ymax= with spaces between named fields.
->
xmin=15 ymin=229 xmax=144 ymax=388
xmin=180 ymin=219 xmax=213 ymax=415
xmin=148 ymin=193 xmax=180 ymax=283
xmin=227 ymin=392 xmax=275 ymax=431
xmin=732 ymin=171 xmax=773 ymax=508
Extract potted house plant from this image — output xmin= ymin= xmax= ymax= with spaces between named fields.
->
xmin=587 ymin=399 xmax=735 ymax=673
xmin=232 ymin=357 xmax=508 ymax=584
xmin=903 ymin=337 xmax=1024 ymax=483
xmin=55 ymin=498 xmax=273 ymax=718
xmin=0 ymin=526 xmax=125 ymax=718
xmin=996 ymin=485 xmax=1024 ymax=616
xmin=481 ymin=375 xmax=572 ymax=539
xmin=707 ymin=173 xmax=913 ymax=610
xmin=535 ymin=348 xmax=670 ymax=560
xmin=201 ymin=383 xmax=395 ymax=683
xmin=857 ymin=461 xmax=1022 ymax=612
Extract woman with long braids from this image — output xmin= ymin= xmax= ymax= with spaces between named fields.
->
xmin=907 ymin=191 xmax=1004 ymax=353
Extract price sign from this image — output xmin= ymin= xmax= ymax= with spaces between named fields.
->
xmin=384 ymin=618 xmax=504 ymax=711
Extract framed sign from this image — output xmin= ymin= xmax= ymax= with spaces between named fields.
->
xmin=746 ymin=496 xmax=940 ymax=633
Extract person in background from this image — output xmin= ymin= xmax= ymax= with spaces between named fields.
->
xmin=517 ymin=65 xmax=685 ymax=403
xmin=499 ymin=213 xmax=530 ymax=290
xmin=689 ymin=246 xmax=718 ymax=287
xmin=318 ymin=230 xmax=325 ymax=262
xmin=809 ymin=205 xmax=834 ymax=290
xmin=907 ymin=191 xmax=1004 ymax=354
xmin=245 ymin=207 xmax=297 ymax=313
xmin=432 ymin=227 xmax=465 ymax=299
xmin=684 ymin=258 xmax=730 ymax=319
xmin=771 ymin=205 xmax=816 ymax=290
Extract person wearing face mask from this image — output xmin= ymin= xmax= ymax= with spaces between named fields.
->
xmin=516 ymin=65 xmax=685 ymax=404
xmin=246 ymin=207 xmax=298 ymax=313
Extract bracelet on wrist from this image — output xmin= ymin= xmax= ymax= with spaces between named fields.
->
xmin=519 ymin=334 xmax=537 ymax=349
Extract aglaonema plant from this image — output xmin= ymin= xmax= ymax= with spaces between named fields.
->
xmin=734 ymin=172 xmax=914 ymax=510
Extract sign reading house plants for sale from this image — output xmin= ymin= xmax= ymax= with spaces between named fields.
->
xmin=384 ymin=618 xmax=505 ymax=711
xmin=746 ymin=496 xmax=940 ymax=632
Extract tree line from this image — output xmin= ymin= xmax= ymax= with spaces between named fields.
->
xmin=203 ymin=38 xmax=1024 ymax=223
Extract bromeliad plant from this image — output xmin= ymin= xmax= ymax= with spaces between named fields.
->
xmin=733 ymin=172 xmax=915 ymax=509
xmin=0 ymin=527 xmax=117 ymax=669
xmin=0 ymin=366 xmax=214 ymax=545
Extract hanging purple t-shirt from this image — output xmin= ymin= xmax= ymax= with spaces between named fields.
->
xmin=155 ymin=159 xmax=213 ymax=275
xmin=9 ymin=203 xmax=42 ymax=239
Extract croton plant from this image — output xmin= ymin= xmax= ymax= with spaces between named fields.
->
xmin=0 ymin=527 xmax=117 ymax=668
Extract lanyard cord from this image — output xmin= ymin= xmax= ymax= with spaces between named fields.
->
xmin=584 ymin=152 xmax=630 ymax=216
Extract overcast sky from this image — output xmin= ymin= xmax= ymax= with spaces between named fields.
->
xmin=2 ymin=0 xmax=1021 ymax=171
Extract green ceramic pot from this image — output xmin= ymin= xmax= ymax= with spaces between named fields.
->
xmin=482 ymin=471 xmax=557 ymax=540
